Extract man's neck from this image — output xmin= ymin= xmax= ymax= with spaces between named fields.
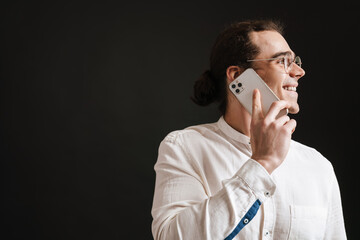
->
xmin=223 ymin=103 xmax=252 ymax=137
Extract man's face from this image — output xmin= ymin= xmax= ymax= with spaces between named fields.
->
xmin=249 ymin=31 xmax=305 ymax=114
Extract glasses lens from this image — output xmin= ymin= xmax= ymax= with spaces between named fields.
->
xmin=285 ymin=56 xmax=302 ymax=73
xmin=284 ymin=56 xmax=291 ymax=73
xmin=294 ymin=56 xmax=302 ymax=67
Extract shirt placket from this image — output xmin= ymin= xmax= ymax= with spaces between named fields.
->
xmin=262 ymin=192 xmax=275 ymax=239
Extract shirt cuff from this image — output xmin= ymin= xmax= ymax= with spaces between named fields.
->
xmin=235 ymin=159 xmax=276 ymax=203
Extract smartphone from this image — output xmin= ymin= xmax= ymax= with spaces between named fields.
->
xmin=228 ymin=68 xmax=288 ymax=118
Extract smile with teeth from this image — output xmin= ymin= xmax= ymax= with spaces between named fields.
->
xmin=283 ymin=86 xmax=297 ymax=91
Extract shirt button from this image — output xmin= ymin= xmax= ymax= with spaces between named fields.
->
xmin=264 ymin=230 xmax=271 ymax=236
xmin=243 ymin=218 xmax=249 ymax=224
xmin=265 ymin=191 xmax=271 ymax=197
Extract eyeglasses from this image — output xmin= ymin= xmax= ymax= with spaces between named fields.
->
xmin=247 ymin=55 xmax=302 ymax=73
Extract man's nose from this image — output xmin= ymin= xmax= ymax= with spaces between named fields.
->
xmin=289 ymin=63 xmax=305 ymax=79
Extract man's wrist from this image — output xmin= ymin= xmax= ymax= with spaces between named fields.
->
xmin=251 ymin=157 xmax=277 ymax=174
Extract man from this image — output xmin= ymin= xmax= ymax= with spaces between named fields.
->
xmin=151 ymin=20 xmax=346 ymax=239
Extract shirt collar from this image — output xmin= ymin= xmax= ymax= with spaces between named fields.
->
xmin=217 ymin=116 xmax=251 ymax=145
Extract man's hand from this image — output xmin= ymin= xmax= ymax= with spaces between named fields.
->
xmin=250 ymin=89 xmax=296 ymax=174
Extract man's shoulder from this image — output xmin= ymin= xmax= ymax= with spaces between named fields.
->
xmin=291 ymin=140 xmax=318 ymax=153
xmin=162 ymin=121 xmax=220 ymax=144
xmin=290 ymin=140 xmax=333 ymax=170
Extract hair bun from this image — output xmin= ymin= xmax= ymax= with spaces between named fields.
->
xmin=191 ymin=70 xmax=218 ymax=106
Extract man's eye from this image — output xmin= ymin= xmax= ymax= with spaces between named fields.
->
xmin=277 ymin=58 xmax=285 ymax=65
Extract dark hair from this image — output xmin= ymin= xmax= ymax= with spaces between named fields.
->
xmin=191 ymin=20 xmax=284 ymax=115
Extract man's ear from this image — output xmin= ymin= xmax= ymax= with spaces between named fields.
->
xmin=226 ymin=66 xmax=244 ymax=84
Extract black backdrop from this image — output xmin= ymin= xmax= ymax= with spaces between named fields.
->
xmin=1 ymin=1 xmax=359 ymax=239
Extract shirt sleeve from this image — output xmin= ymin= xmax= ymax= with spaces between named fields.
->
xmin=323 ymin=173 xmax=347 ymax=239
xmin=151 ymin=132 xmax=276 ymax=240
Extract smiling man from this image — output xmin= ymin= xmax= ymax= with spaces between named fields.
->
xmin=151 ymin=20 xmax=346 ymax=239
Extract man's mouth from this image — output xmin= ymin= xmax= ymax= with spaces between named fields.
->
xmin=283 ymin=86 xmax=297 ymax=92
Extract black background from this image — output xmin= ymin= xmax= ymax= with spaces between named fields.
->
xmin=1 ymin=1 xmax=359 ymax=239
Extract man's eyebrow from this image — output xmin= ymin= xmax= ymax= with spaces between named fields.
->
xmin=270 ymin=51 xmax=295 ymax=58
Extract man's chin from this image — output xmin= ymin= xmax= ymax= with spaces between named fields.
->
xmin=288 ymin=104 xmax=300 ymax=114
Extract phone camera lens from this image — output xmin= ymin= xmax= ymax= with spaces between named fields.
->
xmin=235 ymin=89 xmax=240 ymax=93
xmin=238 ymin=83 xmax=242 ymax=87
xmin=231 ymin=84 xmax=236 ymax=88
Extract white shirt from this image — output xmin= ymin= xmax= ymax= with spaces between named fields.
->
xmin=151 ymin=117 xmax=347 ymax=240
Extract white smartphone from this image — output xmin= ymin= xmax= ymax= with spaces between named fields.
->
xmin=229 ymin=68 xmax=288 ymax=118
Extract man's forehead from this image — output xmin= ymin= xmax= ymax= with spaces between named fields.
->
xmin=250 ymin=30 xmax=293 ymax=58
xmin=271 ymin=50 xmax=296 ymax=59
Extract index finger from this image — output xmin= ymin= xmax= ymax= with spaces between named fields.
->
xmin=266 ymin=100 xmax=291 ymax=120
xmin=252 ymin=89 xmax=264 ymax=120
